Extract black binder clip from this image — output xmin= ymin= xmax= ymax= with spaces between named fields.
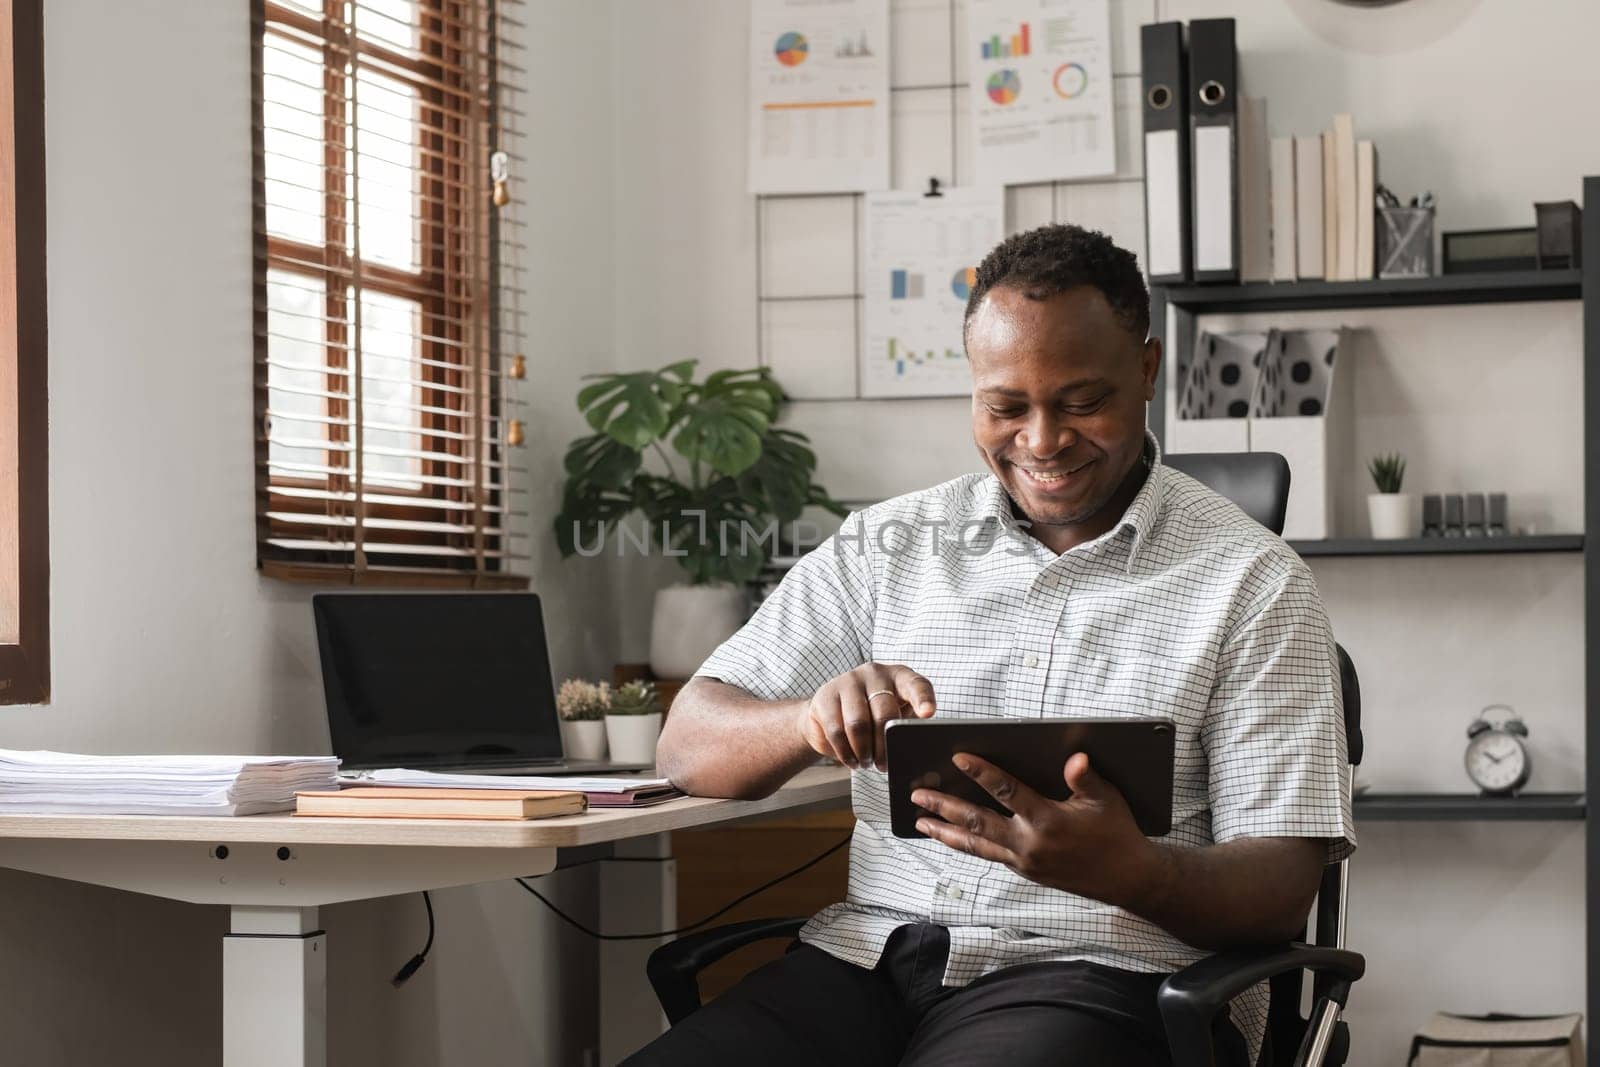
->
xmin=924 ymin=177 xmax=943 ymax=198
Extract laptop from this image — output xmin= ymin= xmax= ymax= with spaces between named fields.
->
xmin=312 ymin=592 xmax=653 ymax=776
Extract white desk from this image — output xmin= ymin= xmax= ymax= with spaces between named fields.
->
xmin=0 ymin=767 xmax=851 ymax=1067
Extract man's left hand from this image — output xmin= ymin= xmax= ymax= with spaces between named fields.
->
xmin=911 ymin=752 xmax=1161 ymax=907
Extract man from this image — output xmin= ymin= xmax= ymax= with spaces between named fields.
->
xmin=631 ymin=224 xmax=1354 ymax=1066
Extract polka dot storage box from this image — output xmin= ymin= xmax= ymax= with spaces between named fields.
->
xmin=1249 ymin=327 xmax=1351 ymax=541
xmin=1170 ymin=329 xmax=1271 ymax=456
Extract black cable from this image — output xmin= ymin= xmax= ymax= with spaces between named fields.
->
xmin=516 ymin=834 xmax=851 ymax=942
xmin=545 ymin=854 xmax=671 ymax=876
xmin=390 ymin=889 xmax=435 ymax=987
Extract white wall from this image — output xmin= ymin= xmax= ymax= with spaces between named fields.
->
xmin=0 ymin=0 xmax=622 ymax=1063
xmin=604 ymin=0 xmax=1600 ymax=1060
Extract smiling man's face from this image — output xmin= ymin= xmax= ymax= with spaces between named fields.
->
xmin=966 ymin=283 xmax=1160 ymax=554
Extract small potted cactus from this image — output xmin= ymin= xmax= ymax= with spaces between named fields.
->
xmin=1366 ymin=452 xmax=1412 ymax=540
xmin=555 ymin=679 xmax=611 ymax=761
xmin=604 ymin=680 xmax=665 ymax=766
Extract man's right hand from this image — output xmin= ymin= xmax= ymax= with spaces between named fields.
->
xmin=797 ymin=663 xmax=937 ymax=771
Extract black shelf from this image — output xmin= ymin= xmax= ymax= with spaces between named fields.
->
xmin=1355 ymin=792 xmax=1586 ymax=822
xmin=1290 ymin=534 xmax=1583 ymax=557
xmin=1157 ymin=269 xmax=1581 ymax=314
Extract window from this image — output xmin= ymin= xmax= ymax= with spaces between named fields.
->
xmin=0 ymin=0 xmax=49 ymax=705
xmin=254 ymin=0 xmax=528 ymax=585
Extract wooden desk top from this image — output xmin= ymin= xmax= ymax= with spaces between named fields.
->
xmin=0 ymin=766 xmax=852 ymax=850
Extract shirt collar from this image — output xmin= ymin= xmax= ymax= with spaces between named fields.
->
xmin=972 ymin=429 xmax=1166 ymax=572
xmin=1117 ymin=430 xmax=1166 ymax=569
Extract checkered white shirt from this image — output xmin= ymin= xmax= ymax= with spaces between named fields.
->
xmin=696 ymin=434 xmax=1355 ymax=1061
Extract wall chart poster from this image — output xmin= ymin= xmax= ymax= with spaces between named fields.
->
xmin=861 ymin=188 xmax=1004 ymax=399
xmin=967 ymin=0 xmax=1115 ymax=186
xmin=748 ymin=0 xmax=891 ymax=194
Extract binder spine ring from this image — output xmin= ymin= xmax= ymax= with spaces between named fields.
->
xmin=1198 ymin=79 xmax=1226 ymax=106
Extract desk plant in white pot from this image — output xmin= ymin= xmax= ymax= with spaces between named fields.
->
xmin=555 ymin=360 xmax=844 ymax=680
xmin=605 ymin=680 xmax=665 ymax=765
xmin=1366 ymin=452 xmax=1412 ymax=539
xmin=555 ymin=679 xmax=610 ymax=761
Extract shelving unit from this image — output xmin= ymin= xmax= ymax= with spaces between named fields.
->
xmin=1289 ymin=535 xmax=1582 ymax=557
xmin=1355 ymin=793 xmax=1586 ymax=822
xmin=1151 ymin=176 xmax=1598 ymax=1060
xmin=1155 ymin=269 xmax=1582 ymax=315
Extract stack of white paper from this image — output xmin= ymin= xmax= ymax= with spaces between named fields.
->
xmin=351 ymin=768 xmax=672 ymax=794
xmin=0 ymin=750 xmax=342 ymax=816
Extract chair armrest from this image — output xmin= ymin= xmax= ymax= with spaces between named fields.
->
xmin=646 ymin=917 xmax=808 ymax=1024
xmin=1159 ymin=943 xmax=1366 ymax=1067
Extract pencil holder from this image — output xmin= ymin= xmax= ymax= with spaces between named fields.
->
xmin=1377 ymin=206 xmax=1434 ymax=278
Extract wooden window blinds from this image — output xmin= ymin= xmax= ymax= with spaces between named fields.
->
xmin=253 ymin=0 xmax=528 ymax=586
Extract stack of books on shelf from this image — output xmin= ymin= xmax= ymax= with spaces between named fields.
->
xmin=0 ymin=749 xmax=342 ymax=816
xmin=1266 ymin=112 xmax=1377 ymax=284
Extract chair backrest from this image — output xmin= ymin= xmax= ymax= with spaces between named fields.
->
xmin=1165 ymin=451 xmax=1291 ymax=537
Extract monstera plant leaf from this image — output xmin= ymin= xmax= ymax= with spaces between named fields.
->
xmin=738 ymin=427 xmax=821 ymax=522
xmin=562 ymin=432 xmax=641 ymax=492
xmin=670 ymin=369 xmax=780 ymax=477
xmin=650 ymin=480 xmax=772 ymax=585
xmin=552 ymin=481 xmax=637 ymax=558
xmin=576 ymin=360 xmax=695 ymax=450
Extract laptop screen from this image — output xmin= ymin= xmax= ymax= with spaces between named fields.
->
xmin=313 ymin=593 xmax=564 ymax=769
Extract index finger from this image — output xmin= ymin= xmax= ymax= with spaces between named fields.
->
xmin=953 ymin=753 xmax=1045 ymax=818
xmin=891 ymin=666 xmax=937 ymax=718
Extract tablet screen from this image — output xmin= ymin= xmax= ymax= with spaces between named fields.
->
xmin=884 ymin=717 xmax=1175 ymax=838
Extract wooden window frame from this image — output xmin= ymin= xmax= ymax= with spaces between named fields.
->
xmin=254 ymin=0 xmax=522 ymax=588
xmin=0 ymin=0 xmax=49 ymax=705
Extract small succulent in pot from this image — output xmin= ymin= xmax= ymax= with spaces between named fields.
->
xmin=1367 ymin=453 xmax=1406 ymax=494
xmin=1365 ymin=452 xmax=1414 ymax=540
xmin=606 ymin=681 xmax=663 ymax=717
xmin=556 ymin=679 xmax=610 ymax=722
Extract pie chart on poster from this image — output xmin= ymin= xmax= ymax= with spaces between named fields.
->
xmin=775 ymin=31 xmax=809 ymax=66
xmin=986 ymin=69 xmax=1021 ymax=105
xmin=1052 ymin=62 xmax=1088 ymax=98
xmin=951 ymin=267 xmax=977 ymax=301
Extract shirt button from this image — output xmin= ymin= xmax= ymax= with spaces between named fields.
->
xmin=1024 ymin=654 xmax=1039 ymax=668
xmin=949 ymin=887 xmax=965 ymax=900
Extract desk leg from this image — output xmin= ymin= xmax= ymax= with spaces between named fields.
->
xmin=224 ymin=905 xmax=326 ymax=1067
xmin=599 ymin=834 xmax=675 ymax=1065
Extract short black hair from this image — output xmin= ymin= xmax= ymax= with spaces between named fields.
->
xmin=963 ymin=223 xmax=1150 ymax=344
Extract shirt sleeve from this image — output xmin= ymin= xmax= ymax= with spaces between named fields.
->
xmin=693 ymin=511 xmax=877 ymax=701
xmin=1202 ymin=559 xmax=1355 ymax=863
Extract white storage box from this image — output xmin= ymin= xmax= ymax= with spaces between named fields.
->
xmin=1168 ymin=330 xmax=1271 ymax=456
xmin=1249 ymin=327 xmax=1352 ymax=540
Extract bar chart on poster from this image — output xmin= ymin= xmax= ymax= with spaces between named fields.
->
xmin=861 ymin=188 xmax=1004 ymax=399
xmin=968 ymin=0 xmax=1116 ymax=186
xmin=748 ymin=0 xmax=892 ymax=194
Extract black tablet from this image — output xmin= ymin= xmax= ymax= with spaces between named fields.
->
xmin=884 ymin=717 xmax=1176 ymax=839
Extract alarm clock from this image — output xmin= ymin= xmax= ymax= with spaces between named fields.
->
xmin=1464 ymin=705 xmax=1531 ymax=797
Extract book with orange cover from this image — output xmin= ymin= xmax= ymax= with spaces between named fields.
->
xmin=294 ymin=786 xmax=587 ymax=820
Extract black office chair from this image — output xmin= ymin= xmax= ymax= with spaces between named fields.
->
xmin=648 ymin=450 xmax=1365 ymax=1067
xmin=1164 ymin=451 xmax=1291 ymax=540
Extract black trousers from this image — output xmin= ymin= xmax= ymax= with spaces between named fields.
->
xmin=623 ymin=923 xmax=1251 ymax=1067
